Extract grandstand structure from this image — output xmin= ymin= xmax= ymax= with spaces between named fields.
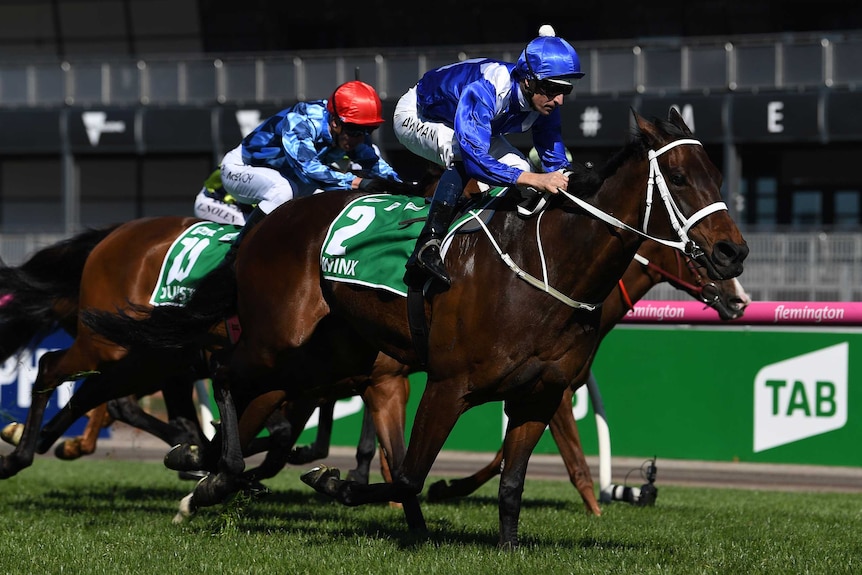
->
xmin=0 ymin=3 xmax=860 ymax=302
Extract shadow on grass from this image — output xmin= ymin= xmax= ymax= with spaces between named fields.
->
xmin=12 ymin=478 xmax=613 ymax=550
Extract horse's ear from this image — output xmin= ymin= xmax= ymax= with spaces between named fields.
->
xmin=668 ymin=106 xmax=693 ymax=136
xmin=631 ymin=107 xmax=660 ymax=144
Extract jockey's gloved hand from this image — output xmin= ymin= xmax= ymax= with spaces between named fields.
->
xmin=358 ymin=177 xmax=411 ymax=194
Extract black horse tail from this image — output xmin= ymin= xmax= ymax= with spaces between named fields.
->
xmin=0 ymin=225 xmax=118 ymax=361
xmin=81 ymin=261 xmax=238 ymax=352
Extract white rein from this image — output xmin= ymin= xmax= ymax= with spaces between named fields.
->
xmin=558 ymin=138 xmax=727 ymax=256
xmin=459 ymin=138 xmax=727 ymax=310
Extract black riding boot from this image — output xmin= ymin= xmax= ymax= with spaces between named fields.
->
xmin=404 ymin=168 xmax=462 ymax=287
xmin=224 ymin=205 xmax=266 ymax=266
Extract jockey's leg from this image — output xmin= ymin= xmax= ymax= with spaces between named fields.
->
xmin=405 ymin=166 xmax=462 ymax=287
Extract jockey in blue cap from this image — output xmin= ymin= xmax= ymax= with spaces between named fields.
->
xmin=394 ymin=24 xmax=583 ymax=288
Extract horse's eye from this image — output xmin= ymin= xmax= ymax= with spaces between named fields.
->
xmin=669 ymin=173 xmax=686 ymax=186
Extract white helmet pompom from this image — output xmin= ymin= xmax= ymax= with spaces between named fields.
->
xmin=538 ymin=24 xmax=556 ymax=37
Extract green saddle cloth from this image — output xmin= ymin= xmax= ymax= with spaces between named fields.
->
xmin=149 ymin=221 xmax=241 ymax=306
xmin=320 ymin=188 xmax=506 ymax=297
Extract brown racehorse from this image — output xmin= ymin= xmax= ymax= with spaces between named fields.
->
xmin=82 ymin=108 xmax=748 ymax=547
xmin=0 ymin=229 xmax=362 ymax=472
xmin=0 ymin=228 xmax=204 ymax=463
xmin=425 ymin=245 xmax=750 ymax=509
xmin=0 ymin=217 xmax=215 ymax=478
xmin=167 ymin=237 xmax=749 ymax=516
xmin=0 ymin=207 xmax=419 ymax=481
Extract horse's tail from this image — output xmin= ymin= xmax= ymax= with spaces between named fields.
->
xmin=81 ymin=261 xmax=238 ymax=352
xmin=0 ymin=225 xmax=118 ymax=361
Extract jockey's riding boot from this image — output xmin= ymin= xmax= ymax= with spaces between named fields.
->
xmin=223 ymin=205 xmax=265 ymax=267
xmin=405 ymin=168 xmax=462 ymax=287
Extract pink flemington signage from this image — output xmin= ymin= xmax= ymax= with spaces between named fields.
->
xmin=622 ymin=301 xmax=862 ymax=326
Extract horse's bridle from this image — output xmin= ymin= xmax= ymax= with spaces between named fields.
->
xmin=617 ymin=251 xmax=721 ymax=311
xmin=458 ymin=138 xmax=726 ymax=312
xmin=559 ymin=138 xmax=728 ymax=260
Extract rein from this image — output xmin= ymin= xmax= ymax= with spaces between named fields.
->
xmin=458 ymin=138 xmax=725 ymax=311
xmin=462 ymin=209 xmax=598 ymax=311
xmin=558 ymin=138 xmax=727 ymax=258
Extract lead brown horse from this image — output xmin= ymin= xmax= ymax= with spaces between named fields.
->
xmin=425 ymin=244 xmax=750 ymax=508
xmin=83 ymin=108 xmax=748 ymax=547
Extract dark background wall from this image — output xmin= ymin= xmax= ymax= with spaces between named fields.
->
xmin=199 ymin=0 xmax=862 ymax=52
xmin=0 ymin=0 xmax=859 ymax=60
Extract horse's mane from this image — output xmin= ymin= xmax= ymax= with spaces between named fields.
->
xmin=19 ymin=225 xmax=120 ymax=292
xmin=0 ymin=225 xmax=121 ymax=358
xmin=567 ymin=115 xmax=687 ymax=197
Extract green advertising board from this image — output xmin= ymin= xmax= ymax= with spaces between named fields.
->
xmin=297 ymin=325 xmax=861 ymax=468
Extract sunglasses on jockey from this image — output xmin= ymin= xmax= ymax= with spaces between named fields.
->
xmin=340 ymin=123 xmax=377 ymax=138
xmin=534 ymin=79 xmax=573 ymax=97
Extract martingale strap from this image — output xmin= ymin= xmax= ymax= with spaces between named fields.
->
xmin=454 ymin=208 xmax=600 ymax=311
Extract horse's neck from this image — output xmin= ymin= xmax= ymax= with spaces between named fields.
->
xmin=598 ymin=261 xmax=662 ymax=337
xmin=552 ymin=176 xmax=650 ymax=304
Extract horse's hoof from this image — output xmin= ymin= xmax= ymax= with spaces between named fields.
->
xmin=239 ymin=478 xmax=270 ymax=498
xmin=426 ymin=479 xmax=450 ymax=503
xmin=164 ymin=443 xmax=204 ymax=472
xmin=300 ymin=465 xmax=341 ymax=496
xmin=54 ymin=439 xmax=83 ymax=460
xmin=286 ymin=446 xmax=320 ymax=465
xmin=173 ymin=492 xmax=196 ymax=524
xmin=177 ymin=470 xmax=208 ymax=481
xmin=191 ymin=472 xmax=238 ymax=508
xmin=1 ymin=423 xmax=22 ymax=446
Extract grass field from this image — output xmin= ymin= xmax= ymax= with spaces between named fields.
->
xmin=0 ymin=458 xmax=859 ymax=575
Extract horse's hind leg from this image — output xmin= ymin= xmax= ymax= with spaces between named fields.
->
xmin=548 ymin=388 xmax=601 ymax=516
xmin=180 ymin=365 xmax=262 ymax=515
xmin=54 ymin=403 xmax=112 ymax=460
xmin=286 ymin=400 xmax=334 ymax=464
xmin=161 ymin=374 xmax=207 ymax=446
xmin=426 ymin=448 xmax=503 ymax=502
xmin=0 ymin=349 xmax=68 ymax=478
xmin=346 ymin=406 xmax=376 ymax=484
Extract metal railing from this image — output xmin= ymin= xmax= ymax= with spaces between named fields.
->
xmin=1 ymin=31 xmax=861 ymax=108
xmin=1 ymin=231 xmax=859 ymax=303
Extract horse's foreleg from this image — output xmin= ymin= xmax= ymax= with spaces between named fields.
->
xmin=498 ymin=396 xmax=560 ymax=549
xmin=427 ymin=448 xmax=503 ymax=502
xmin=548 ymin=388 xmax=601 ymax=516
xmin=37 ymin=370 xmax=123 ymax=454
xmin=243 ymin=399 xmax=314 ymax=482
xmin=302 ymin=378 xmax=459 ymax=533
xmin=0 ymin=350 xmax=65 ymax=478
xmin=346 ymin=406 xmax=376 ymax=484
xmin=186 ymin=367 xmax=246 ymax=511
xmin=287 ymin=400 xmax=333 ymax=464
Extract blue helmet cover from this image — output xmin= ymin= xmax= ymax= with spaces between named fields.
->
xmin=516 ymin=36 xmax=584 ymax=81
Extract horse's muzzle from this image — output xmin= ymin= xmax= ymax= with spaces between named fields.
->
xmin=701 ymin=240 xmax=749 ymax=280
